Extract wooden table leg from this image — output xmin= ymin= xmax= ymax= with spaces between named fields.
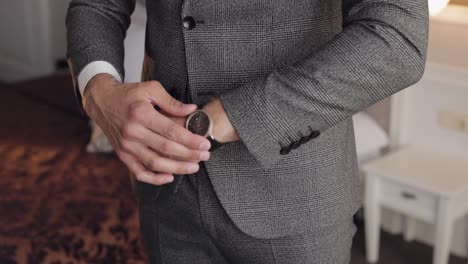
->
xmin=365 ymin=174 xmax=381 ymax=263
xmin=404 ymin=216 xmax=417 ymax=242
xmin=466 ymin=215 xmax=468 ymax=264
xmin=433 ymin=198 xmax=454 ymax=264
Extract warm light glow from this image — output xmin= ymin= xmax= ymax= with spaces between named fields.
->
xmin=429 ymin=0 xmax=450 ymax=15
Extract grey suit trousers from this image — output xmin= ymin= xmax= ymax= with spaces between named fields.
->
xmin=136 ymin=162 xmax=356 ymax=264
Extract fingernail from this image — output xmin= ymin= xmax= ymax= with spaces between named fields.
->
xmin=200 ymin=142 xmax=211 ymax=151
xmin=200 ymin=151 xmax=210 ymax=161
xmin=186 ymin=164 xmax=199 ymax=173
xmin=184 ymin=104 xmax=197 ymax=110
xmin=163 ymin=175 xmax=174 ymax=183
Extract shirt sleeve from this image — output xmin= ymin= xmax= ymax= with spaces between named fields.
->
xmin=77 ymin=61 xmax=122 ymax=99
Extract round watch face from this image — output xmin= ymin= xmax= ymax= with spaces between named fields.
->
xmin=186 ymin=110 xmax=211 ymax=137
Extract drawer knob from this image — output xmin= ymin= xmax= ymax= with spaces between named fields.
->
xmin=401 ymin=191 xmax=417 ymax=200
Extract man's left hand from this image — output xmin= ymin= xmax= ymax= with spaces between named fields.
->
xmin=202 ymin=97 xmax=240 ymax=144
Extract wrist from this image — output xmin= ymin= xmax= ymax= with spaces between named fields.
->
xmin=202 ymin=97 xmax=237 ymax=144
xmin=83 ymin=73 xmax=120 ymax=116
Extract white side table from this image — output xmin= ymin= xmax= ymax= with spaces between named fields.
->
xmin=363 ymin=145 xmax=468 ymax=264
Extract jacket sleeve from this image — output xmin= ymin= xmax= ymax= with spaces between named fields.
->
xmin=66 ymin=0 xmax=136 ymax=115
xmin=218 ymin=0 xmax=429 ymax=170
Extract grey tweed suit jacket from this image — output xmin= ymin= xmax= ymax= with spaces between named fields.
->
xmin=67 ymin=0 xmax=428 ymax=238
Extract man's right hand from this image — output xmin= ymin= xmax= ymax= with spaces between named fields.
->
xmin=82 ymin=73 xmax=212 ymax=186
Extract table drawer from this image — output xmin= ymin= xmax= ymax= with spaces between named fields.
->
xmin=380 ymin=179 xmax=437 ymax=222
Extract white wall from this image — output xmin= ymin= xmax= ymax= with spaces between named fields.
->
xmin=123 ymin=1 xmax=147 ymax=83
xmin=427 ymin=5 xmax=468 ymax=69
xmin=0 ymin=0 xmax=146 ymax=83
xmin=0 ymin=0 xmax=70 ymax=82
xmin=49 ymin=0 xmax=72 ymax=65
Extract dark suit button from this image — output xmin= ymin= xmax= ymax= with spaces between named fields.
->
xmin=310 ymin=131 xmax=321 ymax=139
xmin=280 ymin=146 xmax=291 ymax=155
xmin=304 ymin=131 xmax=320 ymax=141
xmin=290 ymin=141 xmax=301 ymax=150
xmin=182 ymin=16 xmax=196 ymax=30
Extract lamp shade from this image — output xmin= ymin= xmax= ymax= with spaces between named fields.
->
xmin=429 ymin=0 xmax=450 ymax=15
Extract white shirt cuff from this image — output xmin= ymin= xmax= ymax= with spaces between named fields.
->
xmin=77 ymin=61 xmax=122 ymax=97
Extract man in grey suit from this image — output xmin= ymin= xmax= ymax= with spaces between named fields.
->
xmin=66 ymin=0 xmax=428 ymax=263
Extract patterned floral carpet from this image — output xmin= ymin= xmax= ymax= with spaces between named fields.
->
xmin=0 ymin=75 xmax=148 ymax=264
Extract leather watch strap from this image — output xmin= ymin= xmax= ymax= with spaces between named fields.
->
xmin=196 ymin=93 xmax=225 ymax=152
xmin=208 ymin=136 xmax=224 ymax=151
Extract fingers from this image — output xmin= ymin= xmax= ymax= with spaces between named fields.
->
xmin=143 ymin=81 xmax=197 ymax=117
xmin=151 ymin=111 xmax=211 ymax=150
xmin=137 ymin=172 xmax=175 ymax=186
xmin=120 ymin=139 xmax=201 ymax=175
xmin=122 ymin=123 xmax=210 ymax=162
xmin=126 ymin=102 xmax=211 ymax=151
xmin=170 ymin=116 xmax=187 ymax=128
xmin=117 ymin=150 xmax=175 ymax=186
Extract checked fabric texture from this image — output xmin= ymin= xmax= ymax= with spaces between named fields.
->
xmin=67 ymin=0 xmax=429 ymax=239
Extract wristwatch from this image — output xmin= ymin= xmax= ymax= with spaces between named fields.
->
xmin=185 ymin=109 xmax=225 ymax=152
